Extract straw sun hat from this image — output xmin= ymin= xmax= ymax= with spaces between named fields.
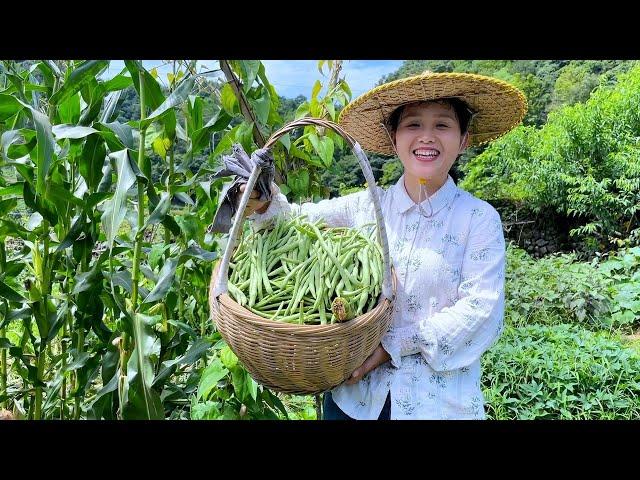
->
xmin=338 ymin=71 xmax=528 ymax=156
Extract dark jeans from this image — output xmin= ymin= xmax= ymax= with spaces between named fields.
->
xmin=322 ymin=391 xmax=391 ymax=420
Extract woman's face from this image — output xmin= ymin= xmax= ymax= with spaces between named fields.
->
xmin=393 ymin=101 xmax=468 ymax=188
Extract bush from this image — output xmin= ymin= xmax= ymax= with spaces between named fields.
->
xmin=461 ymin=65 xmax=640 ymax=248
xmin=482 ymin=324 xmax=640 ymax=419
xmin=505 ymin=244 xmax=611 ymax=329
xmin=596 ymin=246 xmax=640 ymax=332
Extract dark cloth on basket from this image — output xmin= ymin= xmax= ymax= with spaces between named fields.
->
xmin=210 ymin=144 xmax=275 ymax=234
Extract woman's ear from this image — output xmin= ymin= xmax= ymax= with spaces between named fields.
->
xmin=458 ymin=132 xmax=469 ymax=154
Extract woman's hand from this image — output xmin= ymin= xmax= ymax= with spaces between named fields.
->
xmin=344 ymin=345 xmax=391 ymax=385
xmin=238 ymin=183 xmax=271 ymax=217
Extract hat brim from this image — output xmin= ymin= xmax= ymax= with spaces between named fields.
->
xmin=338 ymin=72 xmax=528 ymax=156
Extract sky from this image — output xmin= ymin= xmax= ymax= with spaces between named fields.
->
xmin=104 ymin=60 xmax=404 ymax=100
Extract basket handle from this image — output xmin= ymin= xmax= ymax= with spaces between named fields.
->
xmin=213 ymin=117 xmax=393 ymax=302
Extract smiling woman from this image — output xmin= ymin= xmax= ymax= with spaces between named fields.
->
xmin=388 ymin=99 xmax=472 ymax=200
xmin=243 ymin=71 xmax=527 ymax=419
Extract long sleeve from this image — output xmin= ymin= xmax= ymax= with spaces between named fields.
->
xmin=248 ymin=183 xmax=384 ymax=230
xmin=381 ymin=206 xmax=506 ymax=372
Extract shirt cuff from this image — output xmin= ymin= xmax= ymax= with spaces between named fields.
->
xmin=381 ymin=324 xmax=438 ymax=369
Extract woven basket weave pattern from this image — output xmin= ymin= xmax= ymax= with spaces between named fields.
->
xmin=210 ymin=281 xmax=393 ymax=394
xmin=209 ymin=118 xmax=395 ymax=395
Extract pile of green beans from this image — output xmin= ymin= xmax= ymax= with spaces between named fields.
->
xmin=227 ymin=215 xmax=383 ymax=325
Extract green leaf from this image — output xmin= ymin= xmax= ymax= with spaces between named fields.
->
xmin=78 ymin=79 xmax=106 ymax=126
xmin=142 ymin=191 xmax=170 ymax=230
xmin=147 ymin=183 xmax=180 ymax=237
xmin=249 ymin=87 xmax=271 ymax=125
xmin=311 ymin=80 xmax=322 ymax=100
xmin=72 ymin=266 xmax=104 ymax=295
xmin=279 ymin=133 xmax=291 ymax=152
xmin=324 ymin=97 xmax=336 ymax=119
xmin=189 ymin=108 xmax=232 ymax=155
xmin=79 ymin=133 xmax=107 ymax=192
xmin=179 ymin=243 xmax=218 ymax=263
xmin=23 ymin=181 xmax=57 ymax=226
xmin=231 ymin=366 xmax=248 ymax=401
xmin=17 ymin=101 xmax=56 ymax=197
xmin=100 ymin=121 xmax=136 ymax=150
xmin=287 ymin=168 xmax=310 ymax=198
xmin=123 ymin=312 xmax=163 ymax=419
xmin=55 ymin=214 xmax=85 ymax=252
xmin=187 ymin=95 xmax=204 ymax=132
xmin=52 ymin=124 xmax=98 ymax=140
xmin=49 ymin=60 xmax=109 ymax=106
xmin=46 ymin=182 xmax=84 ymax=208
xmin=175 ymin=213 xmax=199 ymax=241
xmin=152 ymin=338 xmax=213 ymax=387
xmin=220 ymin=83 xmax=238 ymax=115
xmin=0 ymin=197 xmax=17 ymax=215
xmin=278 ymin=184 xmax=291 ymax=196
xmin=211 ymin=125 xmax=240 ymax=159
xmin=220 ymin=345 xmax=238 ymax=369
xmin=102 ymin=69 xmax=133 ymax=92
xmin=57 ymin=92 xmax=80 ymax=125
xmin=152 ymin=137 xmax=168 ymax=159
xmin=100 ymin=149 xmax=137 ymax=250
xmin=0 ymin=94 xmax=25 ymax=122
xmin=238 ymin=60 xmax=260 ymax=92
xmin=246 ymin=375 xmax=258 ymax=402
xmin=197 ymin=357 xmax=228 ymax=400
xmin=308 ymin=133 xmax=334 ymax=167
xmin=140 ymin=75 xmax=195 ymax=130
xmin=1 ymin=129 xmax=35 ymax=161
xmin=124 ymin=368 xmax=164 ymax=420
xmin=38 ymin=60 xmax=60 ymax=82
xmin=340 ymin=80 xmax=352 ymax=99
xmin=101 ymin=90 xmax=122 ymax=124
xmin=235 ymin=122 xmax=254 ymax=154
xmin=294 ymin=102 xmax=310 ymax=120
xmin=174 ymin=192 xmax=194 ymax=206
xmin=125 ymin=60 xmax=176 ymax=137
xmin=0 ymin=280 xmax=25 ymax=302
xmin=142 ymin=257 xmax=178 ymax=304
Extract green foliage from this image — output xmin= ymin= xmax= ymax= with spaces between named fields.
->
xmin=380 ymin=60 xmax=635 ymax=128
xmin=190 ymin=341 xmax=287 ymax=420
xmin=380 ymin=159 xmax=403 ymax=187
xmin=505 ymin=244 xmax=611 ymax=329
xmin=597 ymin=246 xmax=640 ymax=331
xmin=483 ymin=324 xmax=640 ymax=419
xmin=461 ymin=64 xmax=640 ymax=248
xmin=0 ymin=60 xmax=227 ymax=419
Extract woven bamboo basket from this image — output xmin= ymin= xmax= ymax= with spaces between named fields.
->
xmin=209 ymin=118 xmax=395 ymax=395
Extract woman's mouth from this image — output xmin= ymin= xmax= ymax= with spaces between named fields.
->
xmin=412 ymin=148 xmax=440 ymax=162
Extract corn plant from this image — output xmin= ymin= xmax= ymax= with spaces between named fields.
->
xmin=0 ymin=59 xmax=353 ymax=420
xmin=0 ymin=60 xmax=227 ymax=419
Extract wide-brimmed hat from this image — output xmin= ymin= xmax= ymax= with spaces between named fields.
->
xmin=338 ymin=71 xmax=527 ymax=155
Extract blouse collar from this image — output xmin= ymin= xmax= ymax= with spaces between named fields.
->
xmin=393 ymin=174 xmax=459 ymax=216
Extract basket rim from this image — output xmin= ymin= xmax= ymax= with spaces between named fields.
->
xmin=216 ymin=292 xmax=393 ymax=335
xmin=209 ymin=260 xmax=397 ymax=335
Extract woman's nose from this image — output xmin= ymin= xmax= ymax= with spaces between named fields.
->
xmin=417 ymin=128 xmax=435 ymax=142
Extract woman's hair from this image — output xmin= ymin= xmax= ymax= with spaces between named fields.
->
xmin=385 ymin=97 xmax=474 ymax=135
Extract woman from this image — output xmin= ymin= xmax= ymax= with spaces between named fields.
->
xmin=241 ymin=71 xmax=527 ymax=419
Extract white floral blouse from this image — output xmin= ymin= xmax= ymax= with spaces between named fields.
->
xmin=249 ymin=174 xmax=505 ymax=420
